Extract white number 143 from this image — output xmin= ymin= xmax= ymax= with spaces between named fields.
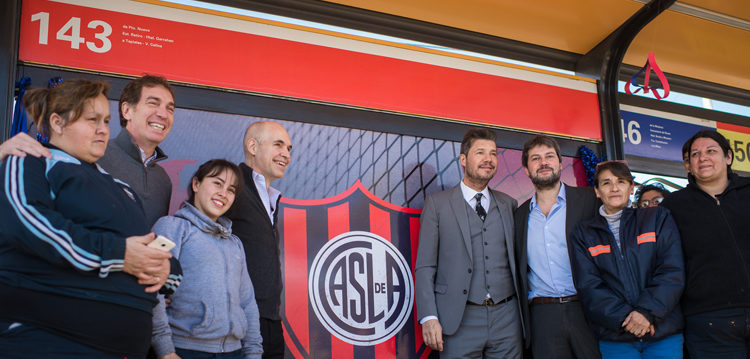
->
xmin=30 ymin=12 xmax=112 ymax=54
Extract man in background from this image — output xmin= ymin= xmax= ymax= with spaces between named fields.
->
xmin=227 ymin=121 xmax=293 ymax=358
xmin=99 ymin=75 xmax=175 ymax=227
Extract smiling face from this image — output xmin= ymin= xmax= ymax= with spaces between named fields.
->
xmin=50 ymin=94 xmax=110 ymax=163
xmin=122 ymin=85 xmax=175 ymax=153
xmin=460 ymin=138 xmax=497 ymax=189
xmin=688 ymin=137 xmax=732 ymax=185
xmin=192 ymin=168 xmax=238 ymax=222
xmin=246 ymin=122 xmax=292 ymax=183
xmin=524 ymin=144 xmax=561 ymax=190
xmin=595 ymin=169 xmax=635 ymax=214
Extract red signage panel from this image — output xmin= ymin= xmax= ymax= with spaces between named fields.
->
xmin=19 ymin=0 xmax=601 ymax=139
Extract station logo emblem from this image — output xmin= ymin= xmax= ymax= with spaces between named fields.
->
xmin=308 ymin=231 xmax=414 ymax=345
xmin=279 ymin=180 xmax=427 ymax=358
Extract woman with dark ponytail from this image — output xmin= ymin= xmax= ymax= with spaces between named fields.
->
xmin=151 ymin=159 xmax=262 ymax=359
xmin=0 ymin=79 xmax=182 ymax=358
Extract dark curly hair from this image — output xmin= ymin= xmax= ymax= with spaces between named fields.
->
xmin=635 ymin=183 xmax=670 ymax=206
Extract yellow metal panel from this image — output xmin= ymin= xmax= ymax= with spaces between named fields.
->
xmin=324 ymin=0 xmax=750 ymax=91
xmin=681 ymin=0 xmax=750 ymax=22
xmin=627 ymin=9 xmax=750 ymax=91
xmin=717 ymin=128 xmax=750 ymax=172
xmin=323 ymin=0 xmax=640 ymax=54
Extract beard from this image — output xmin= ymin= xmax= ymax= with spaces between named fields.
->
xmin=530 ymin=166 xmax=561 ymax=190
xmin=465 ymin=164 xmax=496 ymax=184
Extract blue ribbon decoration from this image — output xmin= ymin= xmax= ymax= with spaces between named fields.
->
xmin=34 ymin=77 xmax=64 ymax=143
xmin=48 ymin=76 xmax=64 ymax=89
xmin=10 ymin=77 xmax=32 ymax=137
xmin=578 ymin=145 xmax=605 ymax=187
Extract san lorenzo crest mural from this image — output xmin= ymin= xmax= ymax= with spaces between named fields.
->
xmin=279 ymin=180 xmax=428 ymax=359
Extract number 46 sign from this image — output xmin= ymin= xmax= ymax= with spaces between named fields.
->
xmin=620 ymin=106 xmax=750 ymax=173
xmin=620 ymin=108 xmax=713 ymax=163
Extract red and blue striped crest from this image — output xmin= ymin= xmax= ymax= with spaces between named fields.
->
xmin=279 ymin=180 xmax=431 ymax=358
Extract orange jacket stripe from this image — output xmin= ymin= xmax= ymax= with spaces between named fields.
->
xmin=637 ymin=232 xmax=656 ymax=245
xmin=588 ymin=244 xmax=611 ymax=257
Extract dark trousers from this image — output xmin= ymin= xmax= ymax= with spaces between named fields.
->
xmin=260 ymin=318 xmax=285 ymax=359
xmin=175 ymin=348 xmax=242 ymax=359
xmin=0 ymin=320 xmax=138 ymax=359
xmin=686 ymin=307 xmax=750 ymax=359
xmin=530 ymin=301 xmax=601 ymax=359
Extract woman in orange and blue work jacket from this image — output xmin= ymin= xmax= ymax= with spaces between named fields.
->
xmin=570 ymin=161 xmax=685 ymax=359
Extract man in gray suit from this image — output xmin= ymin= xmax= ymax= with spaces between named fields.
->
xmin=416 ymin=128 xmax=522 ymax=358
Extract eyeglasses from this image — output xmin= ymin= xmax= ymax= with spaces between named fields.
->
xmin=638 ymin=197 xmax=664 ymax=208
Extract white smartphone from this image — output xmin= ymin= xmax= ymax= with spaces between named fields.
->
xmin=148 ymin=235 xmax=175 ymax=252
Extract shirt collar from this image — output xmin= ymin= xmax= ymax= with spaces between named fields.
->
xmin=529 ymin=182 xmax=566 ymax=212
xmin=252 ymin=171 xmax=281 ymax=203
xmin=459 ymin=180 xmax=489 ymax=204
xmin=138 ymin=146 xmax=158 ymax=167
xmin=253 ymin=171 xmax=266 ymax=188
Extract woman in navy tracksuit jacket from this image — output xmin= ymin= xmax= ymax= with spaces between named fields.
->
xmin=0 ymin=80 xmax=181 ymax=358
xmin=570 ymin=161 xmax=685 ymax=358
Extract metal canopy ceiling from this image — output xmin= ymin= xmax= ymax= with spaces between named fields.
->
xmin=321 ymin=0 xmax=750 ymax=98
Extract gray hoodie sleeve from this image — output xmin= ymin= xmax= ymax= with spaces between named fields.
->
xmin=151 ymin=294 xmax=176 ymax=357
xmin=239 ymin=247 xmax=263 ymax=359
xmin=151 ymin=216 xmax=185 ymax=357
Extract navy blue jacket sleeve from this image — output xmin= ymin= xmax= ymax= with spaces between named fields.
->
xmin=570 ymin=222 xmax=634 ymax=330
xmin=1 ymin=156 xmax=126 ymax=277
xmin=634 ymin=208 xmax=685 ymax=323
xmin=159 ymin=257 xmax=183 ymax=295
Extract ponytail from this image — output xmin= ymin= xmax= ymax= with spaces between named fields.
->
xmin=23 ymin=88 xmax=52 ymax=138
xmin=21 ymin=79 xmax=109 ymax=139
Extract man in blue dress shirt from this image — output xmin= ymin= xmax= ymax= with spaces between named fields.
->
xmin=513 ymin=135 xmax=600 ymax=359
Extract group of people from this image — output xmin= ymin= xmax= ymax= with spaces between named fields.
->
xmin=0 ymin=76 xmax=292 ymax=359
xmin=0 ymin=75 xmax=748 ymax=359
xmin=416 ymin=128 xmax=750 ymax=359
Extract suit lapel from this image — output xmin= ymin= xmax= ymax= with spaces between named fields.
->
xmin=517 ymin=200 xmax=531 ymax=263
xmin=490 ymin=190 xmax=516 ymax=268
xmin=449 ymin=186 xmax=473 ymax=263
xmin=241 ymin=164 xmax=274 ymax=228
xmin=564 ymin=184 xmax=580 ymax=238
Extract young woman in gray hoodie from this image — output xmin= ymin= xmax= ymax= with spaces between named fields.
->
xmin=151 ymin=159 xmax=262 ymax=359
